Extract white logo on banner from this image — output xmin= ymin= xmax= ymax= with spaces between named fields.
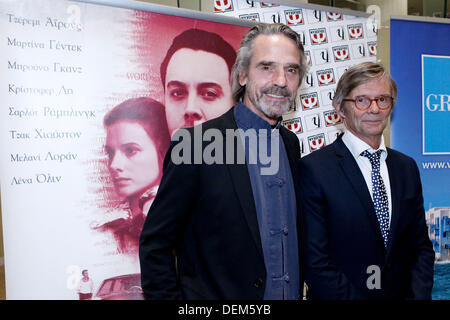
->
xmin=348 ymin=23 xmax=364 ymax=40
xmin=326 ymin=11 xmax=343 ymax=22
xmin=284 ymin=9 xmax=304 ymax=26
xmin=321 ymin=89 xmax=335 ymax=106
xmin=314 ymin=48 xmax=330 ymax=65
xmin=300 ymin=92 xmax=319 ymax=110
xmin=330 ymin=25 xmax=346 ymax=42
xmin=237 ymin=0 xmax=257 ymax=10
xmin=309 ymin=28 xmax=328 ymax=45
xmin=305 ymin=113 xmax=322 ymax=131
xmin=214 ymin=0 xmax=234 ymax=12
xmin=333 ymin=45 xmax=350 ymax=62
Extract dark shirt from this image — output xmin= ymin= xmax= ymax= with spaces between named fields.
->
xmin=234 ymin=102 xmax=300 ymax=300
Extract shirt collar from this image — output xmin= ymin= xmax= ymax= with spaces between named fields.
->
xmin=234 ymin=101 xmax=281 ymax=131
xmin=342 ymin=130 xmax=388 ymax=161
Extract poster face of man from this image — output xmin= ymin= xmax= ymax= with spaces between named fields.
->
xmin=164 ymin=48 xmax=233 ymax=136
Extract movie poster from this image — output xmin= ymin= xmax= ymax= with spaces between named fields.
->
xmin=0 ymin=0 xmax=250 ymax=299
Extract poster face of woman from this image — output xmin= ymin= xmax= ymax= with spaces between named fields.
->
xmin=96 ymin=97 xmax=169 ymax=257
xmin=105 ymin=121 xmax=160 ymax=200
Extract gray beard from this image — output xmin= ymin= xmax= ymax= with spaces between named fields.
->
xmin=255 ymin=93 xmax=292 ymax=119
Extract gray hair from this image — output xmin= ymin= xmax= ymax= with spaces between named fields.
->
xmin=230 ymin=23 xmax=307 ymax=103
xmin=332 ymin=62 xmax=397 ymax=109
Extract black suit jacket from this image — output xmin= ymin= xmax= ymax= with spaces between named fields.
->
xmin=299 ymin=135 xmax=434 ymax=300
xmin=139 ymin=107 xmax=303 ymax=300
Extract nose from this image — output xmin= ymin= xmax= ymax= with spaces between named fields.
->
xmin=274 ymin=68 xmax=287 ymax=87
xmin=367 ymin=99 xmax=380 ymax=113
xmin=109 ymin=151 xmax=125 ymax=172
xmin=184 ymin=93 xmax=203 ymax=126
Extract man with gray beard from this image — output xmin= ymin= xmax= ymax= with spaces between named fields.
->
xmin=139 ymin=23 xmax=307 ymax=300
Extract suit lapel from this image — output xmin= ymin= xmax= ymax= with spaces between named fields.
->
xmin=385 ymin=149 xmax=400 ymax=257
xmin=219 ymin=108 xmax=264 ymax=259
xmin=280 ymin=127 xmax=300 ymax=185
xmin=280 ymin=127 xmax=301 ymax=214
xmin=280 ymin=127 xmax=303 ymax=262
xmin=334 ymin=138 xmax=386 ymax=248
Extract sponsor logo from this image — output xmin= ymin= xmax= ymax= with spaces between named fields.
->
xmin=330 ymin=26 xmax=345 ymax=42
xmin=314 ymin=48 xmax=330 ymax=65
xmin=300 ymin=92 xmax=319 ymax=110
xmin=297 ymin=30 xmax=307 ymax=46
xmin=326 ymin=11 xmax=343 ymax=21
xmin=368 ymin=41 xmax=377 ymax=56
xmin=366 ymin=16 xmax=378 ymax=37
xmin=348 ymin=23 xmax=364 ymax=40
xmin=422 ymin=54 xmax=450 ymax=154
xmin=309 ymin=28 xmax=328 ymax=45
xmin=332 ymin=45 xmax=350 ymax=62
xmin=305 ymin=113 xmax=322 ymax=131
xmin=260 ymin=2 xmax=278 ymax=7
xmin=321 ymin=88 xmax=335 ymax=106
xmin=316 ymin=68 xmax=336 ymax=86
xmin=237 ymin=0 xmax=256 ymax=9
xmin=283 ymin=117 xmax=303 ymax=134
xmin=284 ymin=9 xmax=304 ymax=26
xmin=304 ymin=72 xmax=315 ymax=89
xmin=299 ymin=138 xmax=306 ymax=155
xmin=304 ymin=50 xmax=312 ymax=66
xmin=324 ymin=110 xmax=343 ymax=126
xmin=308 ymin=133 xmax=326 ymax=152
xmin=239 ymin=13 xmax=260 ymax=21
xmin=306 ymin=10 xmax=322 ymax=23
xmin=263 ymin=12 xmax=281 ymax=23
xmin=214 ymin=0 xmax=233 ymax=12
xmin=351 ymin=43 xmax=366 ymax=58
xmin=425 ymin=94 xmax=450 ymax=112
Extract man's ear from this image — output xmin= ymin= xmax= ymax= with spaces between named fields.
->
xmin=239 ymin=71 xmax=247 ymax=87
xmin=334 ymin=102 xmax=346 ymax=119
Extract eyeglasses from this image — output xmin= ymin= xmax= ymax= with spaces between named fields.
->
xmin=343 ymin=95 xmax=393 ymax=110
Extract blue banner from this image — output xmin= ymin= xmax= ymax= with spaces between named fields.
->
xmin=422 ymin=55 xmax=450 ymax=154
xmin=390 ymin=17 xmax=450 ymax=300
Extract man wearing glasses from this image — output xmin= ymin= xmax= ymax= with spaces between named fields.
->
xmin=299 ymin=62 xmax=434 ymax=300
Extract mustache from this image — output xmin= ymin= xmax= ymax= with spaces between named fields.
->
xmin=262 ymin=86 xmax=292 ymax=98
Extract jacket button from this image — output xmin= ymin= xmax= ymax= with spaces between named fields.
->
xmin=253 ymin=278 xmax=263 ymax=288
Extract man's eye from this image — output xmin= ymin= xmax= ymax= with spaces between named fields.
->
xmin=200 ymin=89 xmax=219 ymax=100
xmin=169 ymin=88 xmax=187 ymax=100
xmin=287 ymin=67 xmax=298 ymax=74
xmin=357 ymin=96 xmax=367 ymax=103
xmin=378 ymin=96 xmax=386 ymax=102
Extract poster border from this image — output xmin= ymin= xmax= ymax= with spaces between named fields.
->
xmin=74 ymin=0 xmax=371 ymax=27
xmin=73 ymin=0 xmax=257 ymax=27
xmin=259 ymin=0 xmax=371 ymax=18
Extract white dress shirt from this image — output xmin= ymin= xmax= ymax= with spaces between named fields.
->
xmin=342 ymin=130 xmax=392 ymax=226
